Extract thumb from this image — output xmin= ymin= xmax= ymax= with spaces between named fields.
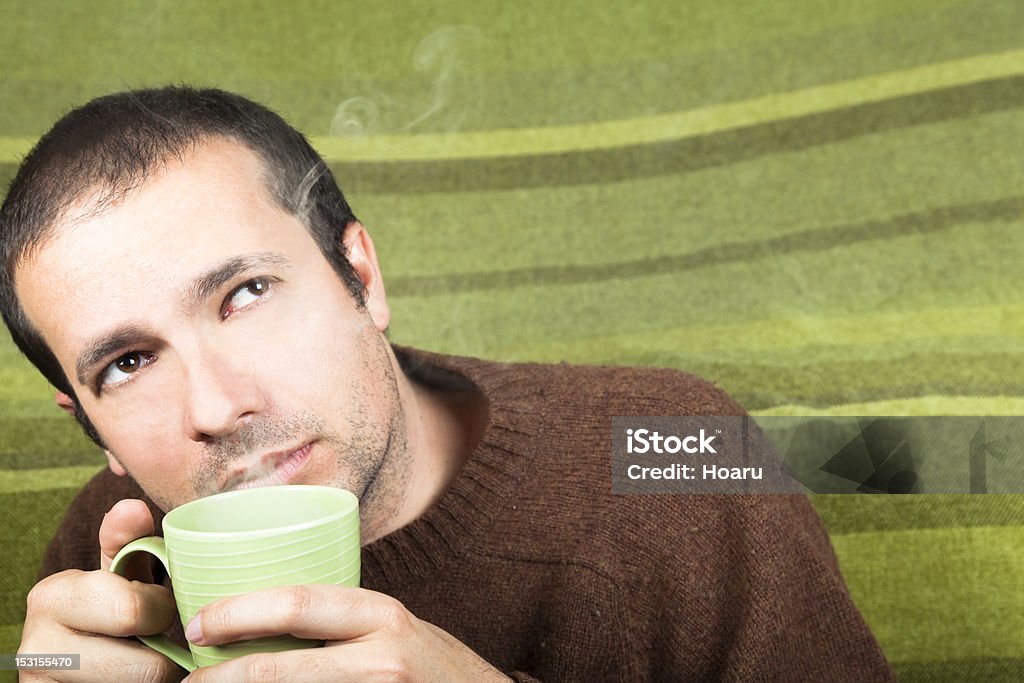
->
xmin=99 ymin=498 xmax=157 ymax=580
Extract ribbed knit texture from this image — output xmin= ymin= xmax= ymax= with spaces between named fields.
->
xmin=39 ymin=348 xmax=894 ymax=681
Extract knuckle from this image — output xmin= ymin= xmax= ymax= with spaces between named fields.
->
xmin=25 ymin=580 xmax=54 ymax=615
xmin=125 ymin=658 xmax=176 ymax=683
xmin=26 ymin=571 xmax=66 ymax=613
xmin=109 ymin=588 xmax=145 ymax=635
xmin=284 ymin=585 xmax=314 ymax=623
xmin=206 ymin=603 xmax=234 ymax=634
xmin=375 ymin=651 xmax=413 ymax=682
xmin=245 ymin=653 xmax=284 ymax=682
xmin=375 ymin=595 xmax=413 ymax=635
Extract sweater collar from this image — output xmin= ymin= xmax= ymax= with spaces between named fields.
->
xmin=360 ymin=346 xmax=545 ymax=587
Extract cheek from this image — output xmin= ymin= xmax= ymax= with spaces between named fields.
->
xmin=248 ymin=304 xmax=369 ymax=400
xmin=79 ymin=354 xmax=195 ymax=467
xmin=87 ymin=397 xmax=194 ymax=508
xmin=88 ymin=390 xmax=185 ymax=456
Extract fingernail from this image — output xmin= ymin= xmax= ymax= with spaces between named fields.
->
xmin=185 ymin=614 xmax=203 ymax=644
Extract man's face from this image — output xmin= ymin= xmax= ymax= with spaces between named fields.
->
xmin=15 ymin=139 xmax=404 ymax=512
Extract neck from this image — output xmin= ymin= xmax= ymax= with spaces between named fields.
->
xmin=359 ymin=347 xmax=487 ymax=544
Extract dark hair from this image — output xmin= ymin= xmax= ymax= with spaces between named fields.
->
xmin=0 ymin=86 xmax=365 ymax=446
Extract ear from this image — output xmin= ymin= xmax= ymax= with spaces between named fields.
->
xmin=55 ymin=392 xmax=127 ymax=476
xmin=55 ymin=391 xmax=76 ymax=417
xmin=343 ymin=222 xmax=390 ymax=332
xmin=104 ymin=450 xmax=128 ymax=477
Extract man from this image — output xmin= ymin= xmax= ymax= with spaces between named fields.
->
xmin=2 ymin=87 xmax=894 ymax=681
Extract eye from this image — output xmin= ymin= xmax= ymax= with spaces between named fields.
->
xmin=99 ymin=352 xmax=156 ymax=389
xmin=222 ymin=277 xmax=273 ymax=319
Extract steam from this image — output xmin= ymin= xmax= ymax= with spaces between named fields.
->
xmin=329 ymin=25 xmax=484 ymax=137
xmin=330 ymin=96 xmax=384 ymax=138
xmin=403 ymin=25 xmax=482 ymax=132
xmin=291 ymin=161 xmax=327 ymax=225
xmin=189 ymin=412 xmax=330 ymax=498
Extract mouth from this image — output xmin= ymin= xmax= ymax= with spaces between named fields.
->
xmin=221 ymin=441 xmax=315 ymax=491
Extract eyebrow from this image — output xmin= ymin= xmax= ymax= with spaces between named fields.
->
xmin=74 ymin=252 xmax=290 ymax=387
xmin=75 ymin=325 xmax=155 ymax=387
xmin=180 ymin=252 xmax=289 ymax=313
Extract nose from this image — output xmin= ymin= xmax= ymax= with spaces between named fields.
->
xmin=182 ymin=342 xmax=265 ymax=442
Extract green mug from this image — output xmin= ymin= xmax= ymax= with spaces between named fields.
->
xmin=109 ymin=485 xmax=360 ymax=672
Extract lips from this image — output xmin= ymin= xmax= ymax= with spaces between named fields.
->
xmin=221 ymin=441 xmax=314 ymax=491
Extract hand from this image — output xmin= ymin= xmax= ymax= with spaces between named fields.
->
xmin=18 ymin=499 xmax=185 ymax=682
xmin=180 ymin=585 xmax=510 ymax=682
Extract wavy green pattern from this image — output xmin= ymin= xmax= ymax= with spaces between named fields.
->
xmin=832 ymin=526 xmax=1024 ymax=663
xmin=306 ymin=48 xmax=1024 ymax=162
xmin=0 ymin=466 xmax=104 ymax=494
xmin=328 ymin=76 xmax=1024 ymax=193
xmin=501 ymin=304 xmax=1024 ymax=358
xmin=2 ymin=1 xmax=1020 ymax=137
xmin=758 ymin=396 xmax=1024 ymax=418
xmin=0 ymin=487 xmax=85 ymax=660
xmin=1 ymin=2 xmax=1022 ymax=680
xmin=894 ymin=658 xmax=1024 ymax=682
xmin=811 ymin=495 xmax=1024 ymax=535
xmin=385 ymin=196 xmax=1024 ymax=294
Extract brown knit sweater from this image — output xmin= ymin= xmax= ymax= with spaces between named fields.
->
xmin=40 ymin=348 xmax=895 ymax=681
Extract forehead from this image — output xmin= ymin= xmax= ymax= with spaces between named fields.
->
xmin=14 ymin=138 xmax=314 ymax=368
xmin=58 ymin=136 xmax=277 ymax=249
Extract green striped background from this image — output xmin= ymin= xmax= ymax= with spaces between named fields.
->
xmin=2 ymin=1 xmax=1023 ymax=679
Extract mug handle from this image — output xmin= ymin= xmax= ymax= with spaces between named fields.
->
xmin=109 ymin=537 xmax=197 ymax=672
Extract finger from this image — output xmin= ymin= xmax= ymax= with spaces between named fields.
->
xmin=99 ymin=499 xmax=155 ymax=579
xmin=29 ymin=636 xmax=186 ymax=683
xmin=187 ymin=586 xmax=404 ymax=646
xmin=27 ymin=569 xmax=177 ymax=637
xmin=181 ymin=640 xmax=392 ymax=683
